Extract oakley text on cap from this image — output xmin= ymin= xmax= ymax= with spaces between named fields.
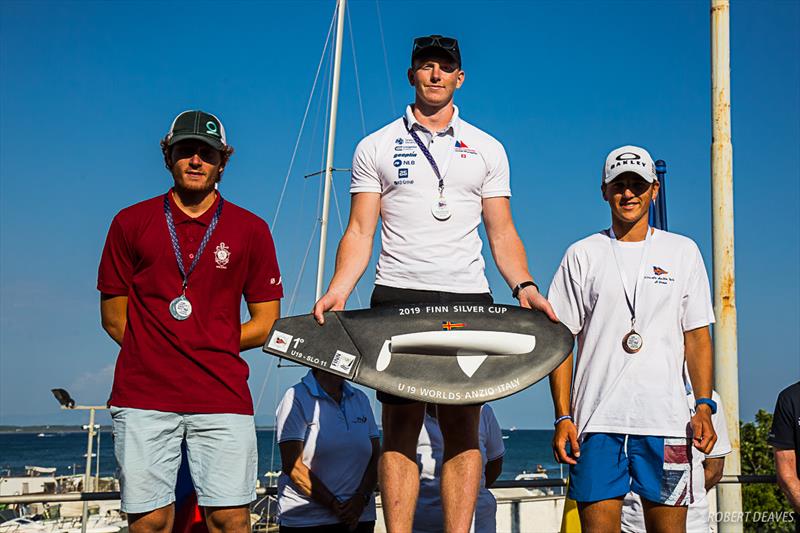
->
xmin=603 ymin=145 xmax=657 ymax=184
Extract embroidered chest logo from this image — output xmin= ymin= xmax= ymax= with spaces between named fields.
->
xmin=645 ymin=265 xmax=675 ymax=285
xmin=455 ymin=140 xmax=477 ymax=156
xmin=214 ymin=242 xmax=231 ymax=269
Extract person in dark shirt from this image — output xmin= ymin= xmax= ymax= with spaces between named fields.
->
xmin=768 ymin=381 xmax=800 ymax=519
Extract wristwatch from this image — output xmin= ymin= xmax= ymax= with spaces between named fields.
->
xmin=512 ymin=280 xmax=539 ymax=299
xmin=695 ymin=397 xmax=717 ymax=414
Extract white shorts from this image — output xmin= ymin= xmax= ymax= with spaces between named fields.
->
xmin=110 ymin=407 xmax=257 ymax=513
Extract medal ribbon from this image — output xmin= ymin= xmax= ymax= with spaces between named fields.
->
xmin=608 ymin=226 xmax=653 ymax=329
xmin=164 ymin=192 xmax=224 ymax=292
xmin=403 ymin=117 xmax=454 ymax=198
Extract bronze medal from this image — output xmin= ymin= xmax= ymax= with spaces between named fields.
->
xmin=622 ymin=329 xmax=643 ymax=354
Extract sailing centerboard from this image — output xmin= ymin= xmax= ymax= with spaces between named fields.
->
xmin=262 ymin=303 xmax=573 ymax=404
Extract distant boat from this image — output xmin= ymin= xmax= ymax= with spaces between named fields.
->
xmin=514 ymin=465 xmax=554 ymax=496
xmin=509 ymin=426 xmax=517 ymax=432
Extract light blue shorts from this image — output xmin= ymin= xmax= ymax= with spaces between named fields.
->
xmin=110 ymin=407 xmax=257 ymax=513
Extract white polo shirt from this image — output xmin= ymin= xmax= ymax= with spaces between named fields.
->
xmin=350 ymin=105 xmax=511 ymax=293
xmin=413 ymin=404 xmax=505 ymax=533
xmin=621 ymin=391 xmax=732 ymax=532
xmin=276 ymin=371 xmax=380 ymax=527
xmin=547 ymin=229 xmax=715 ymax=438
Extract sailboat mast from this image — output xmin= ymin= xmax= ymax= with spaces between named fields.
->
xmin=315 ymin=0 xmax=347 ymax=300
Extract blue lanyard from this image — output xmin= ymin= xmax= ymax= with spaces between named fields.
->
xmin=608 ymin=227 xmax=652 ymax=327
xmin=163 ymin=193 xmax=224 ymax=291
xmin=403 ymin=117 xmax=445 ymax=196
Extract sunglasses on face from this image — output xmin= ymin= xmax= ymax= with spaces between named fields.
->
xmin=413 ymin=36 xmax=458 ymax=52
xmin=608 ymin=179 xmax=652 ymax=196
xmin=171 ymin=143 xmax=221 ymax=163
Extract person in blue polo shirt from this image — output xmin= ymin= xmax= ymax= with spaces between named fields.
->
xmin=276 ymin=370 xmax=380 ymax=532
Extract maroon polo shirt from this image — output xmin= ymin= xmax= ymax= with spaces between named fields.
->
xmin=98 ymin=190 xmax=283 ymax=414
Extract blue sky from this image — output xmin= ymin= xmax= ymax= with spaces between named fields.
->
xmin=1 ymin=0 xmax=798 ymax=429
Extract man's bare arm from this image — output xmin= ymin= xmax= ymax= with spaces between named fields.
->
xmin=241 ymin=300 xmax=281 ymax=351
xmin=684 ymin=326 xmax=716 ymax=454
xmin=703 ymin=457 xmax=725 ymax=490
xmin=550 ymin=353 xmax=580 ymax=464
xmin=482 ymin=197 xmax=556 ymax=320
xmin=775 ymin=449 xmax=800 ymax=512
xmin=100 ymin=294 xmax=128 ymax=347
xmin=313 ymin=192 xmax=381 ymax=323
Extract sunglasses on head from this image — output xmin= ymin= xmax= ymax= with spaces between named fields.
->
xmin=413 ymin=36 xmax=458 ymax=52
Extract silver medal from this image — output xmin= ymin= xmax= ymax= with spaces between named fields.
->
xmin=622 ymin=330 xmax=643 ymax=354
xmin=431 ymin=197 xmax=452 ymax=221
xmin=169 ymin=295 xmax=193 ymax=321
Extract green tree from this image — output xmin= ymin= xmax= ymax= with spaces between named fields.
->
xmin=740 ymin=409 xmax=796 ymax=532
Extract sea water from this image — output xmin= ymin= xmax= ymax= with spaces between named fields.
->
xmin=0 ymin=429 xmax=560 ymax=483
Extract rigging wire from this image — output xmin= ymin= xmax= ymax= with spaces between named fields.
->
xmin=374 ymin=0 xmax=397 ymax=115
xmin=330 ymin=181 xmax=363 ymax=308
xmin=287 ymin=219 xmax=322 ymax=316
xmin=254 ymin=356 xmax=276 ymax=413
xmin=316 ymin=30 xmax=335 ymax=221
xmin=255 ymin=2 xmax=336 ymax=425
xmin=268 ymin=363 xmax=282 ymax=477
xmin=270 ymin=4 xmax=338 ymax=231
xmin=346 ymin=6 xmax=367 ymax=136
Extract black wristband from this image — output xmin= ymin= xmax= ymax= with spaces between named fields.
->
xmin=512 ymin=280 xmax=538 ymax=299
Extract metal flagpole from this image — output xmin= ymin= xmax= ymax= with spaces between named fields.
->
xmin=650 ymin=160 xmax=668 ymax=231
xmin=711 ymin=1 xmax=742 ymax=530
xmin=315 ymin=0 xmax=347 ymax=300
xmin=81 ymin=408 xmax=97 ymax=533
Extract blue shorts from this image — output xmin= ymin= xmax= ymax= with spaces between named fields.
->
xmin=568 ymin=433 xmax=693 ymax=506
xmin=111 ymin=407 xmax=257 ymax=513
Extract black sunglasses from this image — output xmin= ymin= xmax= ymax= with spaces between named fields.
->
xmin=413 ymin=36 xmax=458 ymax=52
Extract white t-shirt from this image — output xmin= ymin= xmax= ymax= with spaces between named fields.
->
xmin=621 ymin=391 xmax=732 ymax=532
xmin=350 ymin=105 xmax=511 ymax=293
xmin=276 ymin=371 xmax=380 ymax=527
xmin=547 ymin=229 xmax=715 ymax=437
xmin=413 ymin=404 xmax=505 ymax=533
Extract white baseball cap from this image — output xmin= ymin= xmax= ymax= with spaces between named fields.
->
xmin=602 ymin=145 xmax=657 ymax=184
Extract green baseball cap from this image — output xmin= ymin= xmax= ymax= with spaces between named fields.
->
xmin=166 ymin=110 xmax=227 ymax=150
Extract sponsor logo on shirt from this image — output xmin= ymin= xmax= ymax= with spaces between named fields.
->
xmin=394 ymin=166 xmax=414 ymax=186
xmin=454 ymin=140 xmax=477 ymax=155
xmin=442 ymin=321 xmax=465 ymax=330
xmin=352 ymin=416 xmax=368 ymax=424
xmin=395 ymin=137 xmax=404 ymax=145
xmin=646 ymin=265 xmax=675 ymax=285
xmin=393 ymin=159 xmax=402 ymax=167
xmin=270 ymin=276 xmax=282 ymax=286
xmin=267 ymin=331 xmax=293 ymax=353
xmin=394 ymin=152 xmax=417 ymax=158
xmin=214 ymin=242 xmax=230 ymax=269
